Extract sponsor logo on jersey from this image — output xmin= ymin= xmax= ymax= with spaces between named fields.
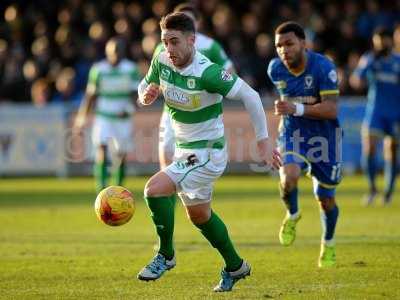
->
xmin=220 ymin=70 xmax=233 ymax=81
xmin=305 ymin=75 xmax=313 ymax=89
xmin=164 ymin=88 xmax=201 ymax=109
xmin=161 ymin=68 xmax=171 ymax=80
xmin=275 ymin=80 xmax=287 ymax=90
xmin=328 ymin=70 xmax=337 ymax=83
xmin=187 ymin=78 xmax=195 ymax=89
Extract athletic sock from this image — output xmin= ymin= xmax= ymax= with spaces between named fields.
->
xmin=94 ymin=160 xmax=107 ymax=193
xmin=195 ymin=211 xmax=242 ymax=272
xmin=383 ymin=159 xmax=397 ymax=198
xmin=281 ymin=186 xmax=299 ymax=217
xmin=112 ymin=160 xmax=125 ymax=186
xmin=145 ymin=196 xmax=175 ymax=259
xmin=362 ymin=154 xmax=377 ymax=192
xmin=320 ymin=205 xmax=339 ymax=242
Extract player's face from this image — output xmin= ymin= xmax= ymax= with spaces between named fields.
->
xmin=394 ymin=28 xmax=400 ymax=48
xmin=275 ymin=32 xmax=305 ymax=69
xmin=106 ymin=41 xmax=121 ymax=65
xmin=161 ymin=29 xmax=195 ymax=68
xmin=372 ymin=34 xmax=392 ymax=53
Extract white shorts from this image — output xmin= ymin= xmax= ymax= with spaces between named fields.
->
xmin=92 ymin=116 xmax=133 ymax=153
xmin=158 ymin=109 xmax=175 ymax=156
xmin=164 ymin=147 xmax=228 ymax=206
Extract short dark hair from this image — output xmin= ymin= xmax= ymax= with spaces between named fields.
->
xmin=160 ymin=12 xmax=195 ymax=33
xmin=173 ymin=3 xmax=199 ymax=20
xmin=373 ymin=27 xmax=392 ymax=38
xmin=275 ymin=21 xmax=306 ymax=40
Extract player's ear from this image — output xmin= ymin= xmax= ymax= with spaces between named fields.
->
xmin=187 ymin=32 xmax=195 ymax=46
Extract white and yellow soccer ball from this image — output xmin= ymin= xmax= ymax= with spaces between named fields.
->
xmin=95 ymin=186 xmax=135 ymax=226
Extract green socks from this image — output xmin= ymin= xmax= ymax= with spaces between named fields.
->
xmin=112 ymin=160 xmax=125 ymax=186
xmin=145 ymin=195 xmax=175 ymax=259
xmin=94 ymin=160 xmax=107 ymax=193
xmin=195 ymin=211 xmax=242 ymax=271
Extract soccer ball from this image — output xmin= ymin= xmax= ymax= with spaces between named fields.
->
xmin=95 ymin=186 xmax=135 ymax=226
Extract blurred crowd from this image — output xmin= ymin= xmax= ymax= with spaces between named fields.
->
xmin=1 ymin=0 xmax=400 ymax=107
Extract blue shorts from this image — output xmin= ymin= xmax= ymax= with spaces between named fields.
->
xmin=363 ymin=110 xmax=400 ymax=137
xmin=278 ymin=125 xmax=343 ymax=198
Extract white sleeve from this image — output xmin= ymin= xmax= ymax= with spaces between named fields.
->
xmin=226 ymin=79 xmax=269 ymax=140
xmin=137 ymin=78 xmax=149 ymax=105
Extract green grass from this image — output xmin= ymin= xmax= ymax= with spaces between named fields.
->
xmin=0 ymin=175 xmax=399 ymax=299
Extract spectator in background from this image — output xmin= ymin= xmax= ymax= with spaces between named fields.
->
xmin=1 ymin=0 xmax=400 ymax=103
xmin=52 ymin=67 xmax=83 ymax=107
xmin=31 ymin=78 xmax=51 ymax=108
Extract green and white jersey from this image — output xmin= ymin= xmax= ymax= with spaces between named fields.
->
xmin=153 ymin=33 xmax=233 ymax=70
xmin=86 ymin=59 xmax=141 ymax=118
xmin=145 ymin=50 xmax=243 ymax=147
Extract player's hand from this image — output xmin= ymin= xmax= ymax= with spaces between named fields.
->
xmin=256 ymin=138 xmax=282 ymax=170
xmin=140 ymin=83 xmax=160 ymax=105
xmin=274 ymin=99 xmax=296 ymax=115
xmin=73 ymin=113 xmax=86 ymax=131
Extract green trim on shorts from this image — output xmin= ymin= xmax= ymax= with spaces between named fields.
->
xmin=176 ymin=137 xmax=225 ymax=149
xmin=178 ymin=158 xmax=211 ymax=185
xmin=95 ymin=111 xmax=131 ymax=119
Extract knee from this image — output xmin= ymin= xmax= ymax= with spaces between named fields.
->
xmin=96 ymin=145 xmax=107 ymax=161
xmin=280 ymin=174 xmax=299 ymax=193
xmin=318 ymin=197 xmax=336 ymax=212
xmin=144 ymin=181 xmax=156 ymax=197
xmin=144 ymin=178 xmax=162 ymax=197
xmin=186 ymin=206 xmax=211 ymax=225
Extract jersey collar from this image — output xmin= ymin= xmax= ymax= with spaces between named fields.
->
xmin=287 ymin=51 xmax=308 ymax=77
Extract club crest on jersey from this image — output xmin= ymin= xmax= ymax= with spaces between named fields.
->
xmin=305 ymin=75 xmax=313 ymax=89
xmin=221 ymin=70 xmax=233 ymax=81
xmin=276 ymin=80 xmax=287 ymax=90
xmin=161 ymin=68 xmax=171 ymax=80
xmin=328 ymin=70 xmax=338 ymax=83
xmin=187 ymin=78 xmax=195 ymax=89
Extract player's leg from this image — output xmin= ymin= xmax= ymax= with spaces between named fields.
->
xmin=184 ymin=202 xmax=250 ymax=292
xmin=94 ymin=144 xmax=108 ymax=193
xmin=137 ymin=171 xmax=176 ymax=281
xmin=110 ymin=119 xmax=132 ymax=186
xmin=158 ymin=109 xmax=178 ymax=209
xmin=382 ymin=136 xmax=398 ymax=204
xmin=361 ymin=131 xmax=379 ymax=205
xmin=112 ymin=152 xmax=126 ymax=186
xmin=174 ymin=147 xmax=248 ymax=291
xmin=92 ymin=117 xmax=111 ymax=193
xmin=278 ymin=163 xmax=302 ymax=246
xmin=313 ymin=181 xmax=339 ymax=268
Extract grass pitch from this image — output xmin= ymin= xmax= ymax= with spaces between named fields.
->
xmin=0 ymin=175 xmax=399 ymax=299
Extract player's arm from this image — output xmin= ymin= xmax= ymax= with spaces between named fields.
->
xmin=203 ymin=64 xmax=281 ymax=169
xmin=137 ymin=54 xmax=161 ymax=106
xmin=349 ymin=53 xmax=371 ymax=90
xmin=302 ymin=94 xmax=338 ymax=119
xmin=229 ymin=80 xmax=282 ymax=169
xmin=74 ymin=67 xmax=98 ymax=129
xmin=274 ymin=58 xmax=340 ymax=120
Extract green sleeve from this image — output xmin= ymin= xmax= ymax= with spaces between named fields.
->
xmin=145 ymin=55 xmax=160 ymax=85
xmin=152 ymin=43 xmax=165 ymax=59
xmin=207 ymin=41 xmax=231 ymax=68
xmin=86 ymin=66 xmax=99 ymax=94
xmin=201 ymin=64 xmax=238 ymax=96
